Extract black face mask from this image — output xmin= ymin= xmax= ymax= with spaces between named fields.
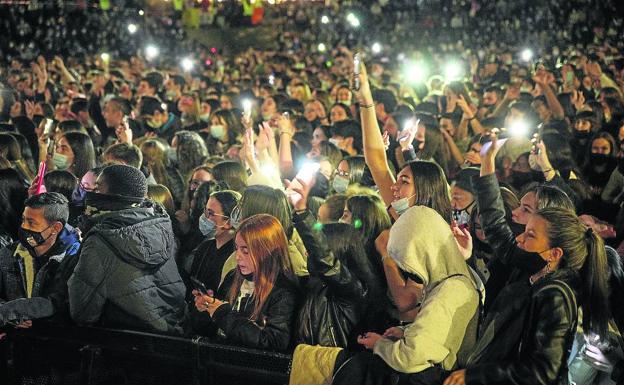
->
xmin=511 ymin=172 xmax=535 ymax=191
xmin=510 ymin=221 xmax=526 ymax=237
xmin=573 ymin=131 xmax=592 ymax=141
xmin=473 ymin=235 xmax=493 ymax=256
xmin=590 ymin=153 xmax=610 ymax=167
xmin=242 ymin=272 xmax=254 ymax=281
xmin=18 ymin=225 xmax=54 ymax=250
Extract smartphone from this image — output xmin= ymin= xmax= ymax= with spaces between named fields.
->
xmin=480 ymin=137 xmax=509 ymax=157
xmin=286 ymin=162 xmax=320 ymax=206
xmin=353 ymin=52 xmax=361 ymax=91
xmin=35 ymin=161 xmax=46 ymax=195
xmin=43 ymin=118 xmax=54 ymax=137
xmin=531 ymin=133 xmax=541 ymax=155
xmin=190 ymin=276 xmax=209 ymax=295
xmin=565 ymin=71 xmax=574 ymax=86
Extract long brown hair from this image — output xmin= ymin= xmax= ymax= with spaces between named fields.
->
xmin=140 ymin=139 xmax=168 ymax=186
xmin=228 ymin=214 xmax=295 ymax=321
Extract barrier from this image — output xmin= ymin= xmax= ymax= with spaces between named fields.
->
xmin=0 ymin=323 xmax=292 ymax=385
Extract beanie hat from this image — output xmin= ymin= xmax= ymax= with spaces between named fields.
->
xmin=100 ymin=164 xmax=147 ymax=198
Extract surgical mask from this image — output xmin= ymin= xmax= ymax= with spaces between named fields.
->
xmin=165 ymin=90 xmax=177 ymax=101
xmin=72 ymin=185 xmax=87 ymax=205
xmin=146 ymin=119 xmax=160 ymax=129
xmin=211 ymin=124 xmax=226 ymax=140
xmin=452 ymin=201 xmax=475 ymax=227
xmin=199 ymin=113 xmax=211 ymax=122
xmin=229 ymin=205 xmax=241 ymax=229
xmin=332 ymin=175 xmax=350 ymax=193
xmin=198 ymin=214 xmax=216 ymax=239
xmin=339 ymin=100 xmax=351 ymax=107
xmin=18 ymin=225 xmax=54 ymax=249
xmin=391 ymin=194 xmax=415 ymax=216
xmin=52 ymin=152 xmax=71 ymax=170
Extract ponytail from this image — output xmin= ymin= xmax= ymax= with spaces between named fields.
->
xmin=582 ymin=228 xmax=610 ymax=337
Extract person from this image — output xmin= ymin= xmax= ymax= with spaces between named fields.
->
xmin=139 ymin=96 xmax=181 ymax=142
xmin=288 ymin=177 xmax=386 ymax=349
xmin=192 ymin=214 xmax=299 ymax=351
xmin=332 ymin=155 xmax=367 ymax=193
xmin=334 ymin=206 xmax=479 ymax=385
xmin=443 ymin=133 xmax=610 ymax=385
xmin=450 ymin=167 xmax=480 ymax=228
xmin=171 ymin=130 xmax=209 ymax=178
xmin=43 ymin=131 xmax=96 ymax=179
xmin=101 ymin=142 xmax=143 ymax=169
xmin=0 ymin=132 xmax=34 ymax=182
xmin=317 ymin=193 xmax=347 ymax=223
xmin=0 ymin=168 xmax=28 ymax=248
xmin=183 ymin=190 xmax=240 ymax=297
xmin=68 ymin=164 xmax=186 ymax=335
xmin=0 ymin=193 xmax=81 ymax=326
xmin=140 ymin=139 xmax=185 ymax=208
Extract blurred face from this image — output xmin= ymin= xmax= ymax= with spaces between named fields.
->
xmin=103 ymin=101 xmax=123 ymax=127
xmin=10 ymin=101 xmax=22 ymax=117
xmin=515 ymin=215 xmax=551 ymax=259
xmin=451 ymin=185 xmax=474 ymax=210
xmin=291 ymin=85 xmax=306 ymax=101
xmin=21 ymin=206 xmax=59 ymax=252
xmin=574 ymin=119 xmax=591 ymax=132
xmin=330 ymin=105 xmax=348 ymax=123
xmin=190 ymin=169 xmax=213 ymax=191
xmin=337 ymin=88 xmax=352 ymax=103
xmin=137 ymin=80 xmax=154 ymax=97
xmin=512 ymin=154 xmax=531 ymax=173
xmin=532 ymin=100 xmax=551 ymax=122
xmin=591 ymin=138 xmax=611 ymax=155
xmin=439 ymin=117 xmax=456 ymax=136
xmin=464 ymin=142 xmax=482 ymax=165
xmin=80 ymin=171 xmax=98 ymax=192
xmin=220 ymin=95 xmax=232 ymax=110
xmin=178 ymin=95 xmax=195 ymax=114
xmin=261 ymin=97 xmax=277 ymax=117
xmin=205 ymin=197 xmax=231 ymax=237
xmin=391 ymin=166 xmax=417 ymax=204
xmin=304 ymin=102 xmax=318 ymax=122
xmin=317 ymin=203 xmax=331 ymax=223
xmin=311 ymin=127 xmax=327 ymax=148
xmin=512 ymin=191 xmax=537 ymax=225
xmin=340 ymin=204 xmax=352 ymax=224
xmin=234 ymin=233 xmax=255 ymax=275
xmin=383 ymin=117 xmax=400 ymax=139
xmin=483 ymin=91 xmax=499 ymax=106
xmin=55 ymin=137 xmax=75 ymax=164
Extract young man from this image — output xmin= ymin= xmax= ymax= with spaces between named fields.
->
xmin=0 ymin=193 xmax=81 ymax=326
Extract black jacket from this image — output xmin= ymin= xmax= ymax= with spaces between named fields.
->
xmin=68 ymin=206 xmax=186 ymax=335
xmin=292 ymin=210 xmax=368 ymax=349
xmin=466 ymin=173 xmax=579 ymax=385
xmin=191 ymin=271 xmax=298 ymax=351
xmin=0 ymin=224 xmax=81 ymax=325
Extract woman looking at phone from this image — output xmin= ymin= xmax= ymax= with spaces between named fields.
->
xmin=192 ymin=214 xmax=299 ymax=351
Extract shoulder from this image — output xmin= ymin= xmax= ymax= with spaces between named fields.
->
xmin=430 ymin=275 xmax=479 ymax=306
xmin=0 ymin=243 xmax=18 ymax=267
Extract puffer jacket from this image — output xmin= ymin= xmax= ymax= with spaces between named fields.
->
xmin=68 ymin=206 xmax=186 ymax=335
xmin=465 ymin=173 xmax=580 ymax=385
xmin=293 ymin=210 xmax=368 ymax=349
xmin=0 ymin=224 xmax=81 ymax=324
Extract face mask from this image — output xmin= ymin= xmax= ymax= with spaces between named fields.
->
xmin=510 ymin=221 xmax=526 ymax=237
xmin=340 ymin=100 xmax=351 ymax=107
xmin=391 ymin=194 xmax=415 ymax=216
xmin=18 ymin=225 xmax=54 ymax=249
xmin=452 ymin=201 xmax=475 ymax=227
xmin=211 ymin=124 xmax=226 ymax=140
xmin=165 ymin=90 xmax=177 ymax=101
xmin=332 ymin=175 xmax=350 ymax=193
xmin=242 ymin=271 xmax=254 ymax=281
xmin=198 ymin=214 xmax=217 ymax=239
xmin=199 ymin=113 xmax=211 ymax=122
xmin=328 ymin=138 xmax=342 ymax=148
xmin=72 ymin=185 xmax=87 ymax=205
xmin=590 ymin=153 xmax=610 ymax=167
xmin=53 ymin=152 xmax=71 ymax=170
xmin=229 ymin=205 xmax=241 ymax=229
xmin=573 ymin=131 xmax=592 ymax=140
xmin=146 ymin=119 xmax=160 ymax=129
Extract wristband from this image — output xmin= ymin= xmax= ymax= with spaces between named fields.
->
xmin=360 ymin=103 xmax=374 ymax=109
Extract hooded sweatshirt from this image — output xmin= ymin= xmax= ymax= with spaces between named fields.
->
xmin=373 ymin=206 xmax=479 ymax=373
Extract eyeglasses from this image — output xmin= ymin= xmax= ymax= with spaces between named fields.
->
xmin=334 ymin=169 xmax=350 ymax=178
xmin=204 ymin=208 xmax=229 ymax=220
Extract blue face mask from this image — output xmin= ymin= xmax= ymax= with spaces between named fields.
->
xmin=198 ymin=214 xmax=216 ymax=239
xmin=391 ymin=194 xmax=416 ymax=216
xmin=332 ymin=175 xmax=350 ymax=193
xmin=72 ymin=185 xmax=87 ymax=205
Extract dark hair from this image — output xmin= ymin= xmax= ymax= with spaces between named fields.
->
xmin=103 ymin=143 xmax=143 ymax=169
xmin=211 ymin=109 xmax=243 ymax=142
xmin=174 ymin=131 xmax=209 ymax=177
xmin=317 ymin=141 xmax=343 ymax=171
xmin=341 ymin=156 xmax=367 ymax=185
xmin=44 ymin=170 xmax=78 ymax=202
xmin=405 ymin=161 xmax=453 ymax=223
xmin=211 ymin=161 xmax=248 ymax=193
xmin=320 ymin=193 xmax=347 ymax=222
xmin=346 ymin=194 xmax=392 ymax=247
xmin=210 ymin=190 xmax=241 ymax=218
xmin=0 ymin=132 xmax=34 ymax=180
xmin=332 ymin=120 xmax=362 ymax=153
xmin=540 ymin=133 xmax=582 ymax=179
xmin=63 ymin=132 xmax=96 ymax=179
xmin=190 ymin=180 xmax=225 ymax=223
xmin=24 ymin=192 xmax=69 ymax=225
xmin=0 ymin=168 xmax=28 ymax=240
xmin=139 ymin=96 xmax=165 ymax=116
xmin=522 ymin=184 xmax=575 ymax=212
xmin=70 ymin=98 xmax=89 ymax=115
xmin=537 ymin=208 xmax=610 ymax=337
xmin=372 ymin=89 xmax=398 ymax=114
xmin=240 ymin=185 xmax=293 ymax=239
xmin=574 ymin=110 xmax=600 ymax=132
xmin=57 ymin=120 xmax=86 ymax=134
xmin=329 ymin=103 xmax=353 ymax=121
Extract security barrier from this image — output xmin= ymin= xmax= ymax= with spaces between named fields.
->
xmin=0 ymin=323 xmax=292 ymax=385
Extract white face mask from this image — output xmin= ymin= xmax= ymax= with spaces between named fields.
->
xmin=53 ymin=152 xmax=71 ymax=170
xmin=391 ymin=194 xmax=416 ymax=216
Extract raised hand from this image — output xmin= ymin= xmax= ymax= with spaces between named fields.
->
xmin=451 ymin=221 xmax=473 ymax=260
xmin=397 ymin=118 xmax=420 ymax=151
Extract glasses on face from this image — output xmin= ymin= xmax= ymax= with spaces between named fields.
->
xmin=334 ymin=169 xmax=350 ymax=178
xmin=204 ymin=208 xmax=229 ymax=220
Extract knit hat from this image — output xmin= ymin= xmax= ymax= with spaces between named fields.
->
xmin=100 ymin=164 xmax=147 ymax=198
xmin=452 ymin=167 xmax=480 ymax=195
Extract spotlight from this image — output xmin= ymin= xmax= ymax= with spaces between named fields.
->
xmin=508 ymin=120 xmax=529 ymax=138
xmin=404 ymin=61 xmax=428 ymax=84
xmin=444 ymin=61 xmax=463 ymax=80
xmin=127 ymin=23 xmax=137 ymax=34
xmin=145 ymin=45 xmax=159 ymax=60
xmin=138 ymin=9 xmax=144 ymax=16
xmin=346 ymin=13 xmax=360 ymax=28
xmin=321 ymin=15 xmax=329 ymax=24
xmin=181 ymin=57 xmax=194 ymax=72
xmin=372 ymin=42 xmax=382 ymax=54
xmin=521 ymin=48 xmax=533 ymax=62
xmin=100 ymin=52 xmax=110 ymax=63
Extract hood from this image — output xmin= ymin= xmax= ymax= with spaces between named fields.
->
xmin=88 ymin=207 xmax=175 ymax=269
xmin=45 ymin=223 xmax=81 ymax=259
xmin=387 ymin=206 xmax=471 ymax=289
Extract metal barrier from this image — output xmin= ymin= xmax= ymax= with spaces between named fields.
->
xmin=0 ymin=323 xmax=292 ymax=385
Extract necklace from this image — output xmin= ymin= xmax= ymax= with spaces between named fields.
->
xmin=529 ymin=264 xmax=553 ymax=285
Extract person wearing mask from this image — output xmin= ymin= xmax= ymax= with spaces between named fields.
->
xmin=331 ymin=156 xmax=367 ymax=193
xmin=0 ymin=193 xmax=81 ymax=326
xmin=335 ymin=206 xmax=480 ymax=385
xmin=139 ymin=96 xmax=181 ymax=142
xmin=451 ymin=167 xmax=480 ymax=228
xmin=444 ymin=132 xmax=610 ymax=385
xmin=0 ymin=169 xmax=28 ymax=248
xmin=192 ymin=214 xmax=299 ymax=351
xmin=183 ymin=190 xmax=240 ymax=297
xmin=583 ymin=132 xmax=618 ymax=200
xmin=68 ymin=164 xmax=186 ymax=335
xmin=39 ymin=131 xmax=96 ymax=180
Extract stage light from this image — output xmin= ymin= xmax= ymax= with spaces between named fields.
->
xmin=127 ymin=23 xmax=137 ymax=34
xmin=318 ymin=43 xmax=326 ymax=52
xmin=521 ymin=48 xmax=533 ymax=62
xmin=181 ymin=57 xmax=194 ymax=72
xmin=321 ymin=15 xmax=329 ymax=24
xmin=145 ymin=45 xmax=159 ymax=60
xmin=444 ymin=61 xmax=463 ymax=80
xmin=372 ymin=42 xmax=382 ymax=54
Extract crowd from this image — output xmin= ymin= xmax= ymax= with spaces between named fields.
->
xmin=1 ymin=1 xmax=624 ymax=385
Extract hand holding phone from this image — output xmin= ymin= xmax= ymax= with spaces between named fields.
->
xmin=353 ymin=52 xmax=361 ymax=91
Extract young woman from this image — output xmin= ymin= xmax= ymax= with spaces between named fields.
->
xmin=171 ymin=130 xmax=208 ymax=178
xmin=184 ymin=190 xmax=240 ymax=297
xmin=39 ymin=131 xmax=95 ymax=180
xmin=0 ymin=132 xmax=34 ymax=182
xmin=332 ymin=155 xmax=367 ymax=193
xmin=192 ymin=214 xmax=299 ymax=351
xmin=443 ymin=133 xmax=610 ymax=385
xmin=287 ymin=180 xmax=385 ymax=349
xmin=204 ymin=109 xmax=243 ymax=156
xmin=140 ymin=139 xmax=185 ymax=208
xmin=0 ymin=168 xmax=28 ymax=248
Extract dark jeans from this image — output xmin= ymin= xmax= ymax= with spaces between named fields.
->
xmin=333 ymin=350 xmax=449 ymax=385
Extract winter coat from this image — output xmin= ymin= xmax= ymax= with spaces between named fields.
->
xmin=373 ymin=206 xmax=479 ymax=373
xmin=0 ymin=224 xmax=81 ymax=324
xmin=293 ymin=210 xmax=368 ymax=349
xmin=466 ymin=173 xmax=580 ymax=385
xmin=68 ymin=206 xmax=186 ymax=335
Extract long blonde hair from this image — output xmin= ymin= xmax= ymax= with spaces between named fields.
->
xmin=228 ymin=214 xmax=295 ymax=321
